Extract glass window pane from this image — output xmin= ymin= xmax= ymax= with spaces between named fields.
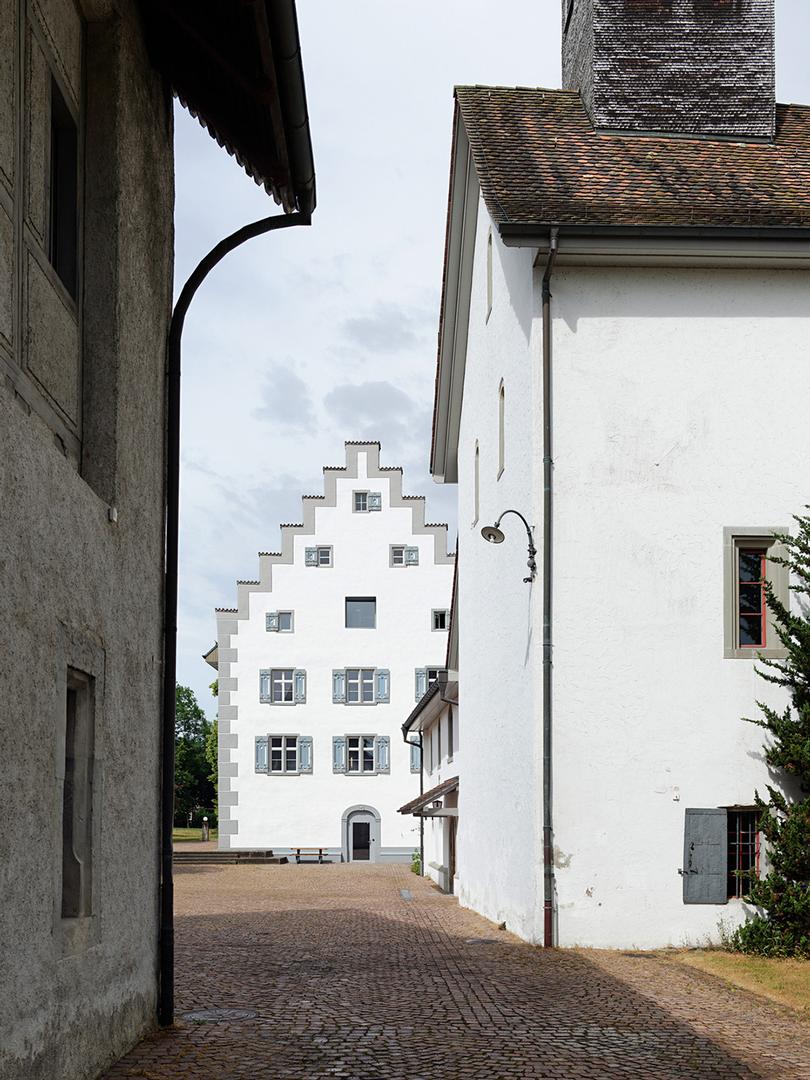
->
xmin=278 ymin=611 xmax=293 ymax=631
xmin=739 ymin=551 xmax=764 ymax=582
xmin=270 ymin=749 xmax=282 ymax=771
xmin=347 ymin=746 xmax=359 ymax=771
xmin=286 ymin=746 xmax=297 ymax=771
xmin=739 ymin=584 xmax=762 ymax=614
xmin=355 ymin=492 xmax=367 ymax=511
xmin=392 ymin=547 xmax=404 ymax=565
xmin=363 ymin=748 xmax=374 ymax=771
xmin=318 ymin=547 xmax=331 ymax=565
xmin=346 ymin=598 xmax=376 ymax=629
xmin=739 ymin=615 xmax=763 ymax=646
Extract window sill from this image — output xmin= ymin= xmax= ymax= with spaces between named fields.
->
xmin=724 ymin=647 xmax=789 ymax=660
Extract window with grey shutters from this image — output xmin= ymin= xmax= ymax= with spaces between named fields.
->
xmin=333 ymin=668 xmax=389 ymax=704
xmin=390 ymin=545 xmax=419 ymax=567
xmin=267 ymin=611 xmax=294 ymax=633
xmin=255 ymin=735 xmax=269 ymax=773
xmin=268 ymin=735 xmax=307 ymax=775
xmin=353 ymin=491 xmax=381 ymax=512
xmin=298 ymin=736 xmax=313 ymax=774
xmin=682 ymin=808 xmax=728 ymax=905
xmin=375 ymin=735 xmax=390 ymax=773
xmin=414 ymin=666 xmax=442 ymax=702
xmin=368 ymin=492 xmax=382 ymax=511
xmin=409 ymin=741 xmax=421 ymax=773
xmin=259 ymin=668 xmax=306 ymax=705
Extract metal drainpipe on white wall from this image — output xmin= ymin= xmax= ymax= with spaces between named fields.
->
xmin=541 ymin=227 xmax=559 ymax=947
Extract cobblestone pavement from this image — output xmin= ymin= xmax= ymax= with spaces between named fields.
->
xmin=105 ymin=864 xmax=810 ymax=1080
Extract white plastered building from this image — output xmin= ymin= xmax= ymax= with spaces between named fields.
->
xmin=429 ymin=2 xmax=810 ymax=948
xmin=208 ymin=442 xmax=454 ymax=862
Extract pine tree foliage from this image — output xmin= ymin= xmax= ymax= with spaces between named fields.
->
xmin=731 ymin=512 xmax=810 ymax=957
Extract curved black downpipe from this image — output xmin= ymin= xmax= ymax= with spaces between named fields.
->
xmin=159 ymin=211 xmax=311 ymax=1026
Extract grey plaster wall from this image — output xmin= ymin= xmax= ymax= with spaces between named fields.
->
xmin=0 ymin=1 xmax=173 ymax=1077
xmin=563 ymin=0 xmax=776 ymax=139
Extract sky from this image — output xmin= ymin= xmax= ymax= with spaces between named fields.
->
xmin=173 ymin=0 xmax=810 ymax=718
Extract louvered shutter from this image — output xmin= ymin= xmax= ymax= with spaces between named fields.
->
xmin=298 ymin=736 xmax=313 ymax=774
xmin=375 ymin=735 xmax=390 ymax=774
xmin=255 ymin=735 xmax=269 ymax=773
xmin=332 ymin=735 xmax=346 ymax=773
xmin=294 ymin=669 xmax=307 ymax=704
xmin=332 ymin=670 xmax=346 ymax=703
xmin=376 ymin=669 xmax=390 ymax=703
xmin=405 ymin=546 xmax=419 ymax=565
xmin=414 ymin=668 xmax=427 ymax=702
xmin=266 ymin=611 xmax=279 ymax=632
xmin=305 ymin=547 xmax=318 ymax=566
xmin=368 ymin=492 xmax=382 ymax=511
xmin=682 ymin=808 xmax=728 ymax=905
xmin=259 ymin=669 xmax=271 ymax=703
xmin=409 ymin=742 xmax=421 ymax=773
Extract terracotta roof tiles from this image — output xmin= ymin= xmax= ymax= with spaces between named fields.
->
xmin=456 ymin=87 xmax=810 ymax=229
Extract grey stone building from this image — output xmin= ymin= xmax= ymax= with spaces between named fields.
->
xmin=0 ymin=2 xmax=314 ymax=1077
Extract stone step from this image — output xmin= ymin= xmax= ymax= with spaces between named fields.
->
xmin=173 ymin=850 xmax=287 ymax=865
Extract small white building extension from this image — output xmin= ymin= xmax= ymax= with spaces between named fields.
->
xmin=208 ymin=442 xmax=454 ymax=862
xmin=429 ymin=2 xmax=810 ymax=948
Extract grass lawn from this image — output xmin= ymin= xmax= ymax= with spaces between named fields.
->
xmin=665 ymin=950 xmax=810 ymax=1018
xmin=172 ymin=827 xmax=218 ymax=843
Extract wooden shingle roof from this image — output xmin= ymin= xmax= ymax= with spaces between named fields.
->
xmin=456 ymin=86 xmax=810 ymax=230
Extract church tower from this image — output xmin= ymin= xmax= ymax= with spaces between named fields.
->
xmin=562 ymin=0 xmax=775 ymax=139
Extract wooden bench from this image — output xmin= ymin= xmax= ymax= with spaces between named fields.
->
xmin=293 ymin=847 xmax=328 ymax=863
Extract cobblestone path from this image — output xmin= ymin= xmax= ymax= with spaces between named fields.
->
xmin=105 ymin=864 xmax=810 ymax=1079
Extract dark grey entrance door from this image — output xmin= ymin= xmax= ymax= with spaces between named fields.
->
xmin=352 ymin=821 xmax=371 ymax=861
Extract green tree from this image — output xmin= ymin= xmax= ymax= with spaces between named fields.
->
xmin=731 ymin=512 xmax=810 ymax=957
xmin=174 ymin=684 xmax=214 ymax=824
xmin=205 ymin=679 xmax=219 ymax=797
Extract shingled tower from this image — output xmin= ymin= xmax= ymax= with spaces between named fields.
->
xmin=561 ymin=0 xmax=776 ymax=140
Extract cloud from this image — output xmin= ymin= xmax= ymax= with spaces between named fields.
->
xmin=322 ymin=379 xmax=432 ymax=458
xmin=340 ymin=302 xmax=433 ymax=354
xmin=254 ymin=365 xmax=316 ymax=433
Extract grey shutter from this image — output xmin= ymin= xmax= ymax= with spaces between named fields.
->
xmin=298 ymin=736 xmax=313 ymax=774
xmin=405 ymin=545 xmax=419 ymax=565
xmin=376 ymin=668 xmax=390 ymax=703
xmin=409 ymin=741 xmax=421 ymax=773
xmin=375 ymin=735 xmax=390 ymax=774
xmin=414 ymin=668 xmax=427 ymax=702
xmin=682 ymin=808 xmax=728 ymax=905
xmin=368 ymin=492 xmax=382 ymax=511
xmin=259 ymin=669 xmax=271 ymax=703
xmin=332 ymin=669 xmax=346 ymax=704
xmin=332 ymin=735 xmax=346 ymax=773
xmin=266 ymin=611 xmax=279 ymax=632
xmin=255 ymin=735 xmax=269 ymax=773
xmin=294 ymin=669 xmax=307 ymax=704
xmin=305 ymin=547 xmax=318 ymax=566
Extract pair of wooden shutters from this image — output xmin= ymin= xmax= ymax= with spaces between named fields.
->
xmin=331 ymin=669 xmax=390 ymax=703
xmin=332 ymin=735 xmax=390 ymax=773
xmin=254 ymin=735 xmax=313 ymax=774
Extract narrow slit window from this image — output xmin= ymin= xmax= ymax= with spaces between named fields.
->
xmin=738 ymin=549 xmax=767 ymax=648
xmin=49 ymin=78 xmax=78 ymax=299
xmin=498 ymin=382 xmax=505 ymax=478
xmin=473 ymin=442 xmax=480 ymax=525
xmin=486 ymin=229 xmax=493 ymax=320
xmin=62 ymin=670 xmax=94 ymax=918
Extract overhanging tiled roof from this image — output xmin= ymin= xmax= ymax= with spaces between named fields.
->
xmin=139 ymin=0 xmax=315 ymax=214
xmin=456 ymin=86 xmax=810 ymax=230
xmin=399 ymin=776 xmax=459 ymax=816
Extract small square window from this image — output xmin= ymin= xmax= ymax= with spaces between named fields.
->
xmin=346 ymin=597 xmax=376 ymax=629
xmin=426 ymin=667 xmax=441 ymax=686
xmin=432 ymin=609 xmax=449 ymax=631
xmin=318 ymin=547 xmax=332 ymax=566
xmin=278 ymin=611 xmax=294 ymax=632
xmin=391 ymin=545 xmax=405 ymax=566
xmin=354 ymin=491 xmax=368 ymax=513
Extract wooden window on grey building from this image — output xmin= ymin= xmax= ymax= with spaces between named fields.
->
xmin=723 ymin=529 xmax=789 ymax=659
xmin=62 ymin=670 xmax=94 ymax=918
xmin=682 ymin=807 xmax=761 ymax=904
xmin=255 ymin=734 xmax=312 ymax=774
xmin=266 ymin=610 xmax=294 ymax=632
xmin=259 ymin=668 xmax=306 ymax=704
xmin=333 ymin=734 xmax=390 ymax=775
xmin=49 ymin=77 xmax=78 ymax=299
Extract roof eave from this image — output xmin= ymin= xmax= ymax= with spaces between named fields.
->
xmin=431 ymin=104 xmax=479 ymax=486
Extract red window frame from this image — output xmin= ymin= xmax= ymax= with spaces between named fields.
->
xmin=727 ymin=810 xmax=760 ymax=899
xmin=737 ymin=548 xmax=767 ymax=649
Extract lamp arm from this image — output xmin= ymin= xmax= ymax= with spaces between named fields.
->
xmin=494 ymin=509 xmax=537 ymax=582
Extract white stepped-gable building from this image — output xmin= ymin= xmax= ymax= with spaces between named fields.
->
xmin=208 ymin=442 xmax=454 ymax=861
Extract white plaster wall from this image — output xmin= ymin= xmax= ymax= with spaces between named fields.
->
xmin=422 ymin=702 xmax=460 ymax=892
xmin=548 ymin=266 xmax=810 ymax=947
xmin=223 ymin=449 xmax=453 ymax=857
xmin=454 ymin=201 xmax=544 ymax=941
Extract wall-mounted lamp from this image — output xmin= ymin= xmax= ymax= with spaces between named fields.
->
xmin=480 ymin=509 xmax=537 ymax=583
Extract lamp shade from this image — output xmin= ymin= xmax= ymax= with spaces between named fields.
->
xmin=481 ymin=525 xmax=505 ymax=544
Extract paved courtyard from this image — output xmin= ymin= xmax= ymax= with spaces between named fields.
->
xmin=105 ymin=864 xmax=810 ymax=1080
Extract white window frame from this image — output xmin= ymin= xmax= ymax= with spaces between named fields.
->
xmin=390 ymin=545 xmax=419 ymax=567
xmin=269 ymin=735 xmax=300 ymax=775
xmin=346 ymin=667 xmax=376 ymax=705
xmin=317 ymin=546 xmax=332 ymax=566
xmin=353 ymin=490 xmax=369 ymax=513
xmin=271 ymin=668 xmax=295 ymax=704
xmin=278 ymin=610 xmax=294 ymax=632
xmin=345 ymin=734 xmax=377 ymax=774
xmin=432 ymin=609 xmax=449 ymax=631
xmin=267 ymin=610 xmax=295 ymax=633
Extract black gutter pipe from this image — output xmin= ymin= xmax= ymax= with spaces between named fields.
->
xmin=402 ymin=728 xmax=425 ymax=877
xmin=541 ymin=227 xmax=559 ymax=949
xmin=159 ymin=210 xmax=310 ymax=1027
